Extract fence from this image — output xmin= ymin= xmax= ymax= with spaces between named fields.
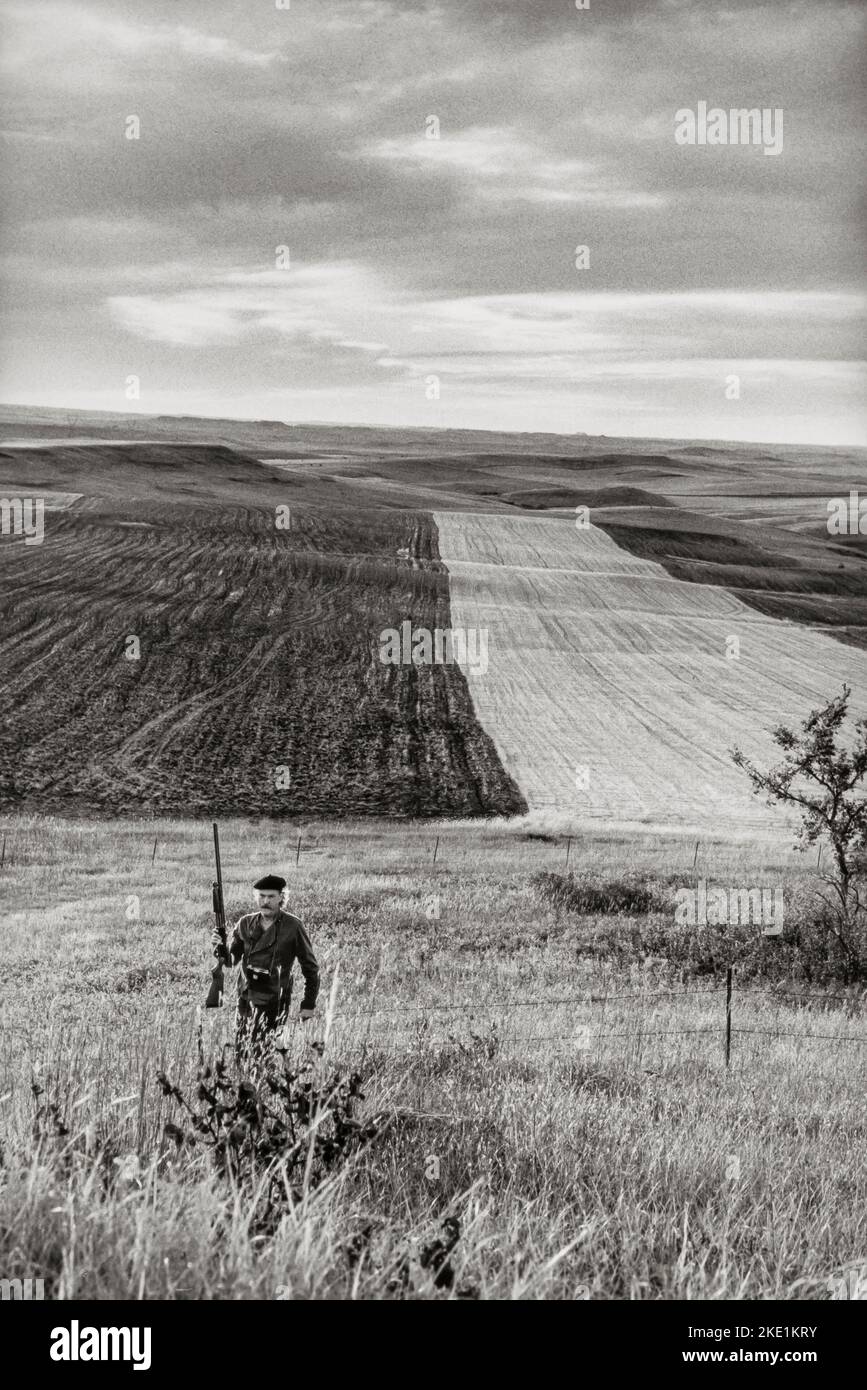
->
xmin=0 ymin=826 xmax=802 ymax=872
xmin=3 ymin=825 xmax=865 ymax=1069
xmin=320 ymin=970 xmax=867 ymax=1068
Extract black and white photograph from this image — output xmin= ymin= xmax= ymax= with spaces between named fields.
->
xmin=0 ymin=0 xmax=865 ymax=1343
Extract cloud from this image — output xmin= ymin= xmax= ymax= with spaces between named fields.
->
xmin=106 ymin=295 xmax=246 ymax=347
xmin=1 ymin=3 xmax=283 ymax=71
xmin=368 ymin=125 xmax=667 ymax=207
xmin=106 ymin=263 xmax=407 ymax=364
xmin=106 ymin=263 xmax=865 ymax=390
xmin=1 ymin=0 xmax=864 ymax=442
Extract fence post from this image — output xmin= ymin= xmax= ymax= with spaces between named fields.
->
xmin=693 ymin=840 xmax=700 ymax=869
xmin=565 ymin=836 xmax=573 ymax=870
xmin=725 ymin=966 xmax=733 ymax=1069
xmin=151 ymin=835 xmax=158 ymax=864
xmin=432 ymin=836 xmax=439 ymax=866
xmin=0 ymin=833 xmax=5 ymax=871
xmin=295 ymin=834 xmax=302 ymax=866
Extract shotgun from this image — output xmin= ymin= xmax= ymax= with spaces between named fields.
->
xmin=206 ymin=821 xmax=227 ymax=1008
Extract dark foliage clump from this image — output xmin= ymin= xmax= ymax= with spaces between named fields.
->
xmin=386 ymin=1215 xmax=477 ymax=1297
xmin=732 ymin=685 xmax=867 ymax=977
xmin=532 ymin=870 xmax=665 ymax=916
xmin=157 ymin=1050 xmax=379 ymax=1230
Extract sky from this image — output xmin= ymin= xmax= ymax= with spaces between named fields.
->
xmin=1 ymin=0 xmax=865 ymax=443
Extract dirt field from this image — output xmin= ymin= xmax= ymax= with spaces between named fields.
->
xmin=0 ymin=451 xmax=524 ymax=818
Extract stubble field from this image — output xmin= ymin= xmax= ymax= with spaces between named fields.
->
xmin=435 ymin=510 xmax=867 ymax=832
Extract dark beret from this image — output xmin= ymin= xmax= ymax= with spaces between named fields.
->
xmin=254 ymin=874 xmax=287 ymax=891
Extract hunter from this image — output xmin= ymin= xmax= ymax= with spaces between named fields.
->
xmin=212 ymin=873 xmax=320 ymax=1052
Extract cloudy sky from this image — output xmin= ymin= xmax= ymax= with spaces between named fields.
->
xmin=1 ymin=0 xmax=864 ymax=443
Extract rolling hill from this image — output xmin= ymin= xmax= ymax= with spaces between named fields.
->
xmin=1 ymin=405 xmax=865 ymax=823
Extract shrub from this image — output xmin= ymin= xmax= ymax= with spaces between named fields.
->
xmin=553 ymin=883 xmax=865 ymax=991
xmin=157 ymin=1050 xmax=379 ymax=1233
xmin=532 ymin=870 xmax=666 ymax=916
xmin=731 ymin=685 xmax=867 ymax=974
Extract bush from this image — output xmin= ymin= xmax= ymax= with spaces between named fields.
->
xmin=532 ymin=870 xmax=866 ymax=990
xmin=532 ymin=870 xmax=666 ymax=916
xmin=731 ymin=685 xmax=867 ymax=974
xmin=157 ymin=1051 xmax=380 ymax=1234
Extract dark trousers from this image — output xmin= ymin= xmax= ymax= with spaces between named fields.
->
xmin=235 ymin=995 xmax=287 ymax=1058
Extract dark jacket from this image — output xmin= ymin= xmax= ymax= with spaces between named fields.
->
xmin=225 ymin=910 xmax=319 ymax=1013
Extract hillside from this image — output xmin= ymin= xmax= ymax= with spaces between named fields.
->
xmin=0 ymin=443 xmax=291 ymax=507
xmin=435 ymin=510 xmax=867 ymax=832
xmin=0 ymin=456 xmax=525 ymax=817
xmin=1 ymin=407 xmax=865 ymax=820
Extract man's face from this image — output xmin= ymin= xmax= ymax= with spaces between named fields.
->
xmin=254 ymin=889 xmax=282 ymax=915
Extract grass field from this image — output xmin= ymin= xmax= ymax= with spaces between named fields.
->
xmin=1 ymin=814 xmax=864 ymax=1300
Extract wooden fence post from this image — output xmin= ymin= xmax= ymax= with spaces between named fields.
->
xmin=432 ymin=836 xmax=439 ymax=866
xmin=151 ymin=835 xmax=158 ymax=864
xmin=295 ymin=834 xmax=302 ymax=866
xmin=725 ymin=966 xmax=733 ymax=1069
xmin=565 ymin=836 xmax=573 ymax=871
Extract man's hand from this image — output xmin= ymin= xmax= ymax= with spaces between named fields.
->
xmin=300 ymin=1009 xmax=315 ymax=1022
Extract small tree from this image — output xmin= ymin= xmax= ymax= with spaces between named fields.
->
xmin=730 ymin=685 xmax=867 ymax=971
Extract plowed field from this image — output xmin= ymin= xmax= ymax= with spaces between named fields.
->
xmin=0 ymin=448 xmax=525 ymax=817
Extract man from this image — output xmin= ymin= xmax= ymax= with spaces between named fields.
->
xmin=212 ymin=873 xmax=319 ymax=1054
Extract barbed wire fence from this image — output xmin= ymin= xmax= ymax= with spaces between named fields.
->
xmin=3 ymin=826 xmax=866 ymax=1070
xmin=0 ymin=824 xmax=807 ymax=871
xmin=319 ymin=971 xmax=867 ymax=1068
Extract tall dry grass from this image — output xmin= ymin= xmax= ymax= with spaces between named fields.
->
xmin=0 ymin=814 xmax=864 ymax=1299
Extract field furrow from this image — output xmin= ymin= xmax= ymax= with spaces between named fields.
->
xmin=0 ymin=492 xmax=526 ymax=819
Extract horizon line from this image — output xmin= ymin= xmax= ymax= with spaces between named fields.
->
xmin=0 ymin=400 xmax=863 ymax=453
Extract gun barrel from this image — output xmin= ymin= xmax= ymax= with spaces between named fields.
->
xmin=213 ymin=821 xmax=224 ymax=896
xmin=207 ymin=822 xmax=227 ymax=1008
